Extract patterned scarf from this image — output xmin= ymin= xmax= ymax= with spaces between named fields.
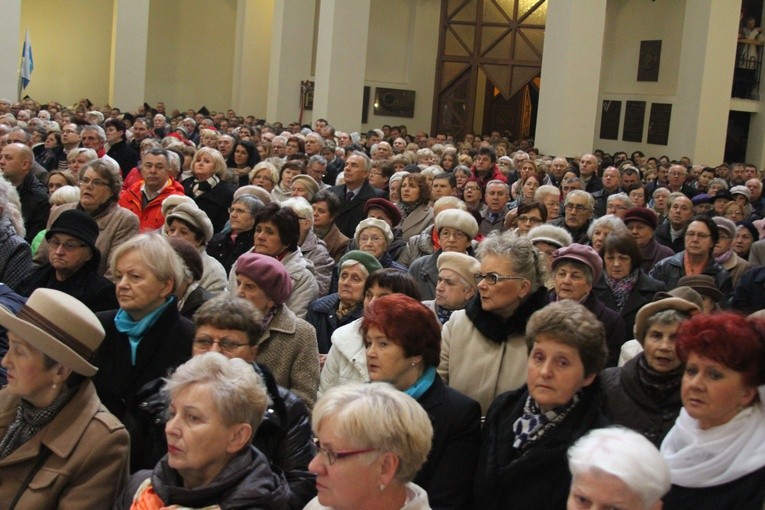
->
xmin=261 ymin=304 xmax=280 ymax=332
xmin=0 ymin=385 xmax=78 ymax=460
xmin=636 ymin=353 xmax=683 ymax=403
xmin=512 ymin=391 xmax=581 ymax=451
xmin=604 ymin=269 xmax=639 ymax=312
xmin=191 ymin=175 xmax=220 ymax=197
xmin=436 ymin=304 xmax=453 ymax=325
xmin=400 ymin=201 xmax=421 ymax=218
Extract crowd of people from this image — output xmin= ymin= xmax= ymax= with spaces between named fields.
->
xmin=0 ymin=96 xmax=763 ymax=509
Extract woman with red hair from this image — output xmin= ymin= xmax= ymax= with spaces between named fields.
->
xmin=660 ymin=312 xmax=765 ymax=509
xmin=362 ymin=294 xmax=480 ymax=510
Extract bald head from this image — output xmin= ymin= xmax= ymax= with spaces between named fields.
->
xmin=0 ymin=143 xmax=33 ymax=185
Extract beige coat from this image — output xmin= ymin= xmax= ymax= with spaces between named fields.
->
xmin=399 ymin=204 xmax=434 ymax=242
xmin=438 ymin=309 xmax=528 ymax=415
xmin=0 ymin=381 xmax=130 ymax=510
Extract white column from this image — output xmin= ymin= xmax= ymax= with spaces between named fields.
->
xmin=535 ymin=0 xmax=608 ymax=156
xmin=0 ymin=1 xmax=22 ymax=101
xmin=232 ymin=0 xmax=275 ymax=118
xmin=109 ymin=0 xmax=149 ymax=111
xmin=266 ymin=0 xmax=315 ymax=124
xmin=313 ymin=0 xmax=371 ymax=132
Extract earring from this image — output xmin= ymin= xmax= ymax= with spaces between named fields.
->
xmin=379 ymin=484 xmax=386 ymax=491
xmin=52 ymin=383 xmax=57 ymax=389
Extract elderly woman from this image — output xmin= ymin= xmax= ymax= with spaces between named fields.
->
xmin=508 ymin=201 xmax=546 ymax=236
xmin=408 ymin=209 xmax=478 ymax=300
xmin=534 ymin=184 xmax=561 ymax=221
xmin=388 ymin=171 xmax=408 ymax=203
xmin=307 ymin=251 xmax=382 ymax=356
xmin=167 ymin=237 xmax=213 ymax=319
xmin=0 ymin=289 xmax=130 ymax=509
xmin=660 ymin=312 xmax=765 ymax=509
xmin=283 ymin=196 xmax=335 ymax=296
xmin=600 ymin=294 xmax=699 ymax=447
xmin=475 ymin=300 xmax=609 ymax=509
xmin=462 ymin=179 xmax=483 ymax=213
xmin=206 ymin=195 xmax=263 ymax=274
xmin=452 ymin=165 xmax=471 ymax=199
xmin=733 ymin=221 xmax=758 ymax=259
xmin=312 ymin=190 xmax=351 ymax=262
xmin=398 ymin=173 xmax=434 ymax=242
xmin=398 ymin=196 xmax=466 ymax=266
xmin=551 ymin=244 xmax=626 ymax=367
xmin=64 ymin=147 xmax=98 ymax=179
xmin=116 ymin=353 xmax=290 ymax=509
xmin=587 ymin=214 xmax=628 ymax=253
xmin=594 ymin=233 xmax=666 ymax=340
xmin=290 ymin=175 xmax=320 ymax=202
xmin=711 ymin=216 xmax=752 ymax=287
xmin=250 ymin=161 xmax=279 ymax=193
xmin=226 ymin=139 xmax=261 ymax=187
xmin=0 ymin=177 xmax=31 ymax=291
xmin=182 ymin=147 xmax=236 ymax=233
xmin=320 ymin=269 xmax=421 ymax=396
xmin=362 ymin=294 xmax=481 ymax=510
xmin=46 ymin=169 xmax=77 ymax=196
xmin=355 ymin=218 xmax=408 ymax=272
xmin=234 ymin=252 xmax=320 ymax=409
xmin=650 ymin=187 xmax=670 ymax=220
xmin=36 ymin=159 xmax=139 ymax=276
xmin=567 ymin=427 xmax=671 ymax=510
xmin=306 ymin=383 xmax=433 ymax=510
xmin=439 ymin=233 xmax=549 ymax=415
xmin=93 ymin=234 xmax=195 ymax=471
xmin=605 ymin=193 xmax=634 ymax=219
xmin=272 ymin=160 xmax=304 ymax=203
xmin=165 ymin=202 xmax=229 ymax=294
xmin=528 ymin=224 xmax=573 ymax=289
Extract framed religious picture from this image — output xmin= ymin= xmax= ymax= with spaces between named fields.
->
xmin=638 ymin=40 xmax=662 ymax=82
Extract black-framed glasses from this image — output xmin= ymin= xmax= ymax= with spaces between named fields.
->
xmin=228 ymin=206 xmax=252 ymax=215
xmin=313 ymin=439 xmax=377 ymax=465
xmin=517 ymin=215 xmax=543 ymax=225
xmin=193 ymin=337 xmax=249 ymax=353
xmin=474 ymin=272 xmax=526 ymax=285
xmin=79 ymin=177 xmax=110 ymax=188
xmin=49 ymin=237 xmax=87 ymax=252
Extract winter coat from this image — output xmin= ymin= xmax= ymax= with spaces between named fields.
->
xmin=731 ymin=266 xmax=765 ymax=314
xmin=649 ymin=251 xmax=733 ymax=298
xmin=593 ymin=270 xmax=665 ymax=343
xmin=0 ymin=216 xmax=31 ymax=291
xmin=17 ymin=261 xmax=118 ymax=313
xmin=438 ymin=288 xmax=549 ymax=415
xmin=118 ymin=178 xmax=185 ymax=231
xmin=640 ymin=237 xmax=675 ymax=272
xmin=207 ymin=225 xmax=255 ymax=274
xmin=0 ymin=381 xmax=129 ymax=510
xmin=199 ymin=249 xmax=229 ymax=295
xmin=306 ymin=293 xmax=363 ymax=354
xmin=300 ymin=230 xmax=335 ymax=297
xmin=182 ymin=177 xmax=236 ymax=233
xmin=256 ymin=304 xmax=320 ymax=410
xmin=474 ymin=383 xmax=608 ymax=510
xmin=318 ymin=318 xmax=368 ymax=398
xmin=318 ymin=224 xmax=350 ymax=263
xmin=399 ymin=204 xmax=434 ymax=242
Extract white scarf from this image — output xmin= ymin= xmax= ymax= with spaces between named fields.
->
xmin=660 ymin=385 xmax=765 ymax=487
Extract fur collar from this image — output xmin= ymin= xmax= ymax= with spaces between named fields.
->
xmin=465 ymin=286 xmax=549 ymax=344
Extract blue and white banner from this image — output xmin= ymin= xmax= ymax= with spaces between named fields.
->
xmin=20 ymin=30 xmax=33 ymax=89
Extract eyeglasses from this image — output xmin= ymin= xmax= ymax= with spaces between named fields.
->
xmin=359 ymin=235 xmax=385 ymax=244
xmin=79 ymin=177 xmax=110 ymax=188
xmin=474 ymin=272 xmax=526 ymax=285
xmin=49 ymin=237 xmax=87 ymax=252
xmin=517 ymin=215 xmax=543 ymax=225
xmin=439 ymin=229 xmax=468 ymax=240
xmin=313 ymin=439 xmax=377 ymax=466
xmin=193 ymin=337 xmax=249 ymax=353
xmin=685 ymin=231 xmax=711 ymax=239
xmin=228 ymin=207 xmax=251 ymax=215
xmin=564 ymin=203 xmax=588 ymax=212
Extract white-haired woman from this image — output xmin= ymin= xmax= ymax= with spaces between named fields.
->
xmin=93 ymin=233 xmax=196 ymax=471
xmin=115 ymin=352 xmax=290 ymax=509
xmin=306 ymin=383 xmax=433 ymax=510
xmin=567 ymin=427 xmax=671 ymax=510
xmin=0 ymin=176 xmax=31 ymax=290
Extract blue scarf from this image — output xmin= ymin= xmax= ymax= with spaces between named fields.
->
xmin=114 ymin=297 xmax=175 ymax=365
xmin=404 ymin=366 xmax=437 ymax=400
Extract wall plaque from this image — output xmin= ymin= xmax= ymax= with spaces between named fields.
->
xmin=623 ymin=101 xmax=646 ymax=142
xmin=647 ymin=103 xmax=672 ymax=145
xmin=600 ymin=100 xmax=621 ymax=140
xmin=638 ymin=40 xmax=662 ymax=82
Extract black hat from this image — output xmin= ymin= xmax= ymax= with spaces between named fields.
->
xmin=46 ymin=209 xmax=99 ymax=253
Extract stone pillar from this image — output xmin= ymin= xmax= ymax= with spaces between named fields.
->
xmin=0 ymin=1 xmax=22 ymax=101
xmin=313 ymin=0 xmax=371 ymax=132
xmin=109 ymin=0 xmax=149 ymax=111
xmin=535 ymin=0 xmax=608 ymax=157
xmin=266 ymin=0 xmax=315 ymax=124
xmin=232 ymin=0 xmax=275 ymax=118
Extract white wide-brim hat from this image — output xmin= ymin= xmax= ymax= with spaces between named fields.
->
xmin=0 ymin=288 xmax=105 ymax=376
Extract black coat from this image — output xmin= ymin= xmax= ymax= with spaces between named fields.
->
xmin=731 ymin=266 xmax=765 ymax=314
xmin=107 ymin=139 xmax=140 ymax=178
xmin=474 ymin=383 xmax=608 ymax=510
xmin=599 ymin=354 xmax=681 ymax=447
xmin=182 ymin=177 xmax=236 ymax=234
xmin=415 ymin=376 xmax=481 ymax=510
xmin=305 ymin=293 xmax=362 ymax=354
xmin=17 ymin=170 xmax=50 ymax=243
xmin=328 ymin=181 xmax=384 ymax=238
xmin=662 ymin=465 xmax=765 ymax=510
xmin=655 ymin=220 xmax=685 ymax=253
xmin=207 ymin=226 xmax=255 ymax=273
xmin=17 ymin=261 xmax=118 ymax=313
xmin=93 ymin=304 xmax=195 ymax=471
xmin=649 ymin=251 xmax=733 ymax=298
xmin=593 ymin=270 xmax=665 ymax=341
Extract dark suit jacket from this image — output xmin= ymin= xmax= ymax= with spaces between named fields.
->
xmin=655 ymin=219 xmax=686 ymax=253
xmin=328 ymin=180 xmax=383 ymax=238
xmin=415 ymin=376 xmax=481 ymax=510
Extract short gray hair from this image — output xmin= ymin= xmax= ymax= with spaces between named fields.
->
xmin=110 ymin=233 xmax=186 ymax=294
xmin=282 ymin=196 xmax=314 ymax=228
xmin=477 ymin=231 xmax=546 ymax=292
xmin=164 ymin=352 xmax=269 ymax=435
xmin=565 ymin=189 xmax=594 ymax=210
xmin=312 ymin=383 xmax=433 ymax=483
xmin=534 ymin=184 xmax=560 ymax=202
xmin=80 ymin=159 xmax=123 ymax=199
xmin=587 ymin=214 xmax=628 ymax=240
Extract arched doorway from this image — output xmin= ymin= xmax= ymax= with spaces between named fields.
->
xmin=432 ymin=0 xmax=547 ymax=141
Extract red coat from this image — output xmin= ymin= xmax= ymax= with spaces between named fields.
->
xmin=118 ymin=178 xmax=185 ymax=231
xmin=470 ymin=163 xmax=507 ymax=191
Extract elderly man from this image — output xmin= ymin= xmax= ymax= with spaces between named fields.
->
xmin=655 ymin=193 xmax=693 ymax=253
xmin=372 ymin=141 xmax=393 ymax=161
xmin=592 ymin=166 xmax=621 ymax=216
xmin=579 ymin=153 xmax=602 ymax=193
xmin=480 ymin=180 xmax=510 ymax=235
xmin=423 ymin=251 xmax=479 ymax=325
xmin=328 ymin=150 xmax=384 ymax=237
xmin=549 ymin=156 xmax=570 ymax=186
xmin=0 ymin=142 xmax=49 ymax=242
xmin=17 ymin=209 xmax=117 ymax=312
xmin=128 ymin=117 xmax=152 ymax=152
xmin=304 ymin=132 xmax=324 ymax=157
xmin=746 ymin=177 xmax=765 ymax=217
xmin=118 ymin=147 xmax=185 ymax=231
xmin=666 ymin=164 xmax=699 ymax=198
xmin=105 ymin=118 xmax=139 ymax=178
xmin=551 ymin=189 xmax=594 ymax=244
xmin=306 ymin=155 xmax=329 ymax=190
xmin=217 ymin=134 xmax=235 ymax=159
xmin=605 ymin=193 xmax=633 ymax=219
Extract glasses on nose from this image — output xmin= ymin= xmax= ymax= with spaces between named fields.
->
xmin=193 ymin=337 xmax=249 ymax=353
xmin=228 ymin=207 xmax=251 ymax=215
xmin=313 ymin=439 xmax=377 ymax=465
xmin=79 ymin=177 xmax=109 ymax=188
xmin=685 ymin=231 xmax=711 ymax=239
xmin=517 ymin=215 xmax=543 ymax=225
xmin=474 ymin=272 xmax=526 ymax=285
xmin=564 ymin=203 xmax=588 ymax=212
xmin=359 ymin=235 xmax=384 ymax=244
xmin=49 ymin=237 xmax=87 ymax=252
xmin=439 ymin=229 xmax=468 ymax=240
